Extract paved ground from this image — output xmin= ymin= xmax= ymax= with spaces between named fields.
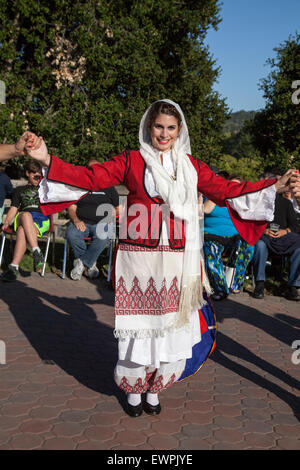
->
xmin=0 ymin=270 xmax=299 ymax=450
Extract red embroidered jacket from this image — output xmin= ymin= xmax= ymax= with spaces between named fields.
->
xmin=41 ymin=151 xmax=276 ymax=246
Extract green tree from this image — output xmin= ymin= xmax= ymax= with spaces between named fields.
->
xmin=214 ymin=154 xmax=262 ymax=181
xmin=247 ymin=33 xmax=300 ymax=170
xmin=221 ymin=126 xmax=260 ymax=161
xmin=0 ymin=0 xmax=228 ymax=176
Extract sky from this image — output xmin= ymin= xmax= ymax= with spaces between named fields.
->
xmin=205 ymin=0 xmax=300 ymax=112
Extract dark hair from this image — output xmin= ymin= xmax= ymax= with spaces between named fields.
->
xmin=25 ymin=160 xmax=42 ymax=174
xmin=261 ymin=171 xmax=278 ymax=180
xmin=266 ymin=166 xmax=285 ymax=176
xmin=148 ymin=101 xmax=182 ymax=127
xmin=217 ymin=170 xmax=230 ymax=179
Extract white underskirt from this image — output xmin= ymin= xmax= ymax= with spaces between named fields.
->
xmin=118 ymin=308 xmax=200 ymax=369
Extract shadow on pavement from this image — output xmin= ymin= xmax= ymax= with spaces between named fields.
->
xmin=1 ymin=281 xmax=299 ymax=418
xmin=211 ymin=297 xmax=300 ymax=419
xmin=0 ymin=279 xmax=127 ymax=410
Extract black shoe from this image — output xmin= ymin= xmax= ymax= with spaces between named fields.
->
xmin=253 ymin=281 xmax=264 ymax=299
xmin=33 ymin=250 xmax=44 ymax=271
xmin=1 ymin=265 xmax=18 ymax=282
xmin=143 ymin=401 xmax=161 ymax=416
xmin=285 ymin=286 xmax=300 ymax=301
xmin=126 ymin=402 xmax=143 ymax=418
xmin=211 ymin=291 xmax=228 ymax=301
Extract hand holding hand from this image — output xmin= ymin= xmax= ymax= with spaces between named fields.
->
xmin=14 ymin=131 xmax=32 ymax=156
xmin=25 ymin=134 xmax=50 ymax=167
xmin=274 ymin=169 xmax=294 ymax=193
xmin=290 ymin=170 xmax=300 ymax=205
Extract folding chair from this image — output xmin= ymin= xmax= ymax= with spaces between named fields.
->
xmin=61 ymin=236 xmax=91 ymax=279
xmin=0 ymin=214 xmax=55 ymax=277
xmin=61 ymin=237 xmax=114 ymax=280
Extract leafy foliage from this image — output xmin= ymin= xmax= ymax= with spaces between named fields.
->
xmin=247 ymin=33 xmax=300 ymax=171
xmin=0 ymin=0 xmax=228 ymax=176
xmin=212 ymin=154 xmax=262 ymax=181
xmin=222 ymin=110 xmax=257 ymax=134
xmin=221 ymin=126 xmax=260 ymax=161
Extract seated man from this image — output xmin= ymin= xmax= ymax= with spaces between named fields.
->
xmin=1 ymin=160 xmax=49 ymax=281
xmin=66 ymin=159 xmax=120 ymax=280
xmin=253 ymin=174 xmax=300 ymax=301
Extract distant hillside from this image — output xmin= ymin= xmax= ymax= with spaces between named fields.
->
xmin=223 ymin=110 xmax=257 ymax=134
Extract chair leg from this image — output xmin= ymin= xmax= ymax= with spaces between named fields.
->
xmin=251 ymin=264 xmax=256 ymax=289
xmin=51 ymin=232 xmax=56 ymax=268
xmin=41 ymin=234 xmax=51 ymax=277
xmin=62 ymin=239 xmax=68 ymax=279
xmin=107 ymin=240 xmax=113 ymax=283
xmin=0 ymin=233 xmax=6 ymax=268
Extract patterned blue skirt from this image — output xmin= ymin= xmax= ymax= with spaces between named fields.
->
xmin=177 ymin=293 xmax=217 ymax=382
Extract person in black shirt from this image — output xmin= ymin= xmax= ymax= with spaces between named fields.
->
xmin=253 ymin=175 xmax=300 ymax=301
xmin=1 ymin=160 xmax=49 ymax=281
xmin=282 ymin=189 xmax=300 ymax=233
xmin=66 ymin=159 xmax=121 ymax=280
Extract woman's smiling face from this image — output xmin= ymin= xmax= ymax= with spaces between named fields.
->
xmin=149 ymin=113 xmax=181 ymax=153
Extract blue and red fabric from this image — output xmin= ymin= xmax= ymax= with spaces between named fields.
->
xmin=177 ymin=293 xmax=217 ymax=382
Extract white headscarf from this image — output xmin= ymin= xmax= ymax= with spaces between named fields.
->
xmin=139 ymin=99 xmax=212 ymax=328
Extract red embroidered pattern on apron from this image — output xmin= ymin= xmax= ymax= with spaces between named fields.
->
xmin=115 ymin=276 xmax=180 ymax=315
xmin=119 ymin=244 xmax=184 ymax=253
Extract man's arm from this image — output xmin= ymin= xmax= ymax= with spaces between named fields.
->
xmin=0 ymin=132 xmax=32 ymax=162
xmin=67 ymin=204 xmax=86 ymax=232
xmin=2 ymin=206 xmax=18 ymax=229
xmin=0 ymin=144 xmax=21 ymax=162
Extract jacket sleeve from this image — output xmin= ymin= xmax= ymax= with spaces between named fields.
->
xmin=47 ymin=153 xmax=128 ymax=191
xmin=39 ymin=153 xmax=128 ymax=215
xmin=195 ymin=160 xmax=277 ymax=245
xmin=196 ymin=160 xmax=276 ymax=205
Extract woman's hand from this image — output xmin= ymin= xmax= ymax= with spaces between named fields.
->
xmin=274 ymin=169 xmax=294 ymax=193
xmin=25 ymin=134 xmax=51 ymax=167
xmin=290 ymin=171 xmax=300 ymax=206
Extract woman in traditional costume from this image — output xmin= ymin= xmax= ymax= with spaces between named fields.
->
xmin=25 ymin=99 xmax=292 ymax=417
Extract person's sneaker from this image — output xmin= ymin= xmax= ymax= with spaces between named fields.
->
xmin=86 ymin=262 xmax=99 ymax=279
xmin=70 ymin=258 xmax=85 ymax=280
xmin=253 ymin=281 xmax=265 ymax=299
xmin=33 ymin=249 xmax=44 ymax=271
xmin=1 ymin=265 xmax=19 ymax=282
xmin=285 ymin=286 xmax=300 ymax=301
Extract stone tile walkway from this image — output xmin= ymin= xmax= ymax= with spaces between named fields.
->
xmin=0 ymin=272 xmax=299 ymax=450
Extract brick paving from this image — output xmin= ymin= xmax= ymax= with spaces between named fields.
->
xmin=0 ymin=271 xmax=299 ymax=450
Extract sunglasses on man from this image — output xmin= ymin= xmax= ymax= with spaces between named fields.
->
xmin=31 ymin=173 xmax=41 ymax=181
